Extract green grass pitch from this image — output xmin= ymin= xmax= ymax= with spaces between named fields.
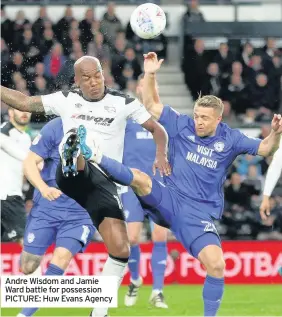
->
xmin=1 ymin=285 xmax=281 ymax=316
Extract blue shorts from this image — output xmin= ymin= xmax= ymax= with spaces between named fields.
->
xmin=23 ymin=208 xmax=95 ymax=256
xmin=139 ymin=179 xmax=221 ymax=258
xmin=121 ymin=187 xmax=166 ymax=231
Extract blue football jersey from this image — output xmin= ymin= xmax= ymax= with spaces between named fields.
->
xmin=30 ymin=118 xmax=87 ymax=213
xmin=159 ymin=105 xmax=262 ymax=219
xmin=123 ymin=118 xmax=161 ymax=180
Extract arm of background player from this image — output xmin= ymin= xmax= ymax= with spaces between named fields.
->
xmin=1 ymin=85 xmax=66 ymax=116
xmin=141 ymin=118 xmax=171 ymax=176
xmin=257 ymin=114 xmax=282 ymax=157
xmin=1 ymin=133 xmax=28 ymax=161
xmin=263 ymin=143 xmax=282 ymax=197
xmin=142 ymin=53 xmax=164 ymax=120
xmin=23 ymin=151 xmax=62 ymax=201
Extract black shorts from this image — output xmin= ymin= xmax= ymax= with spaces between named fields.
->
xmin=56 ymin=161 xmax=125 ymax=228
xmin=1 ymin=196 xmax=27 ymax=242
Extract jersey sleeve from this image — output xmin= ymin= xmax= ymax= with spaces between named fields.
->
xmin=30 ymin=124 xmax=54 ymax=159
xmin=158 ymin=105 xmax=190 ymax=137
xmin=126 ymin=98 xmax=151 ymax=124
xmin=263 ymin=138 xmax=282 ymax=196
xmin=41 ymin=91 xmax=67 ymax=116
xmin=232 ymin=130 xmax=262 ymax=156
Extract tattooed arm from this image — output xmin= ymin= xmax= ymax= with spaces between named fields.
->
xmin=1 ymin=86 xmax=45 ymax=113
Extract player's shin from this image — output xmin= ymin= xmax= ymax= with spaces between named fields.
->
xmin=151 ymin=241 xmax=167 ymax=292
xmin=18 ymin=264 xmax=64 ymax=317
xmin=203 ymin=275 xmax=224 ymax=316
xmin=99 ymin=156 xmax=134 ymax=186
xmin=128 ymin=245 xmax=141 ymax=282
xmin=92 ymin=255 xmax=128 ymax=317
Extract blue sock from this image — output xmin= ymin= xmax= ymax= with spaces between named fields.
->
xmin=128 ymin=245 xmax=140 ymax=281
xmin=20 ymin=264 xmax=64 ymax=316
xmin=100 ymin=155 xmax=133 ymax=186
xmin=151 ymin=241 xmax=167 ymax=291
xmin=203 ymin=275 xmax=224 ymax=316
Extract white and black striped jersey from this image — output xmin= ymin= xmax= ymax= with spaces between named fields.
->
xmin=41 ymin=87 xmax=151 ymax=163
xmin=0 ymin=122 xmax=31 ymax=199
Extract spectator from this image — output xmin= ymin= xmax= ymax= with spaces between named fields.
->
xmin=183 ymin=39 xmax=208 ymax=100
xmin=1 ymin=38 xmax=10 ymax=66
xmin=33 ymin=76 xmax=49 ymax=95
xmin=183 ymin=0 xmax=205 ymax=22
xmin=1 ymin=5 xmax=14 ymax=50
xmin=87 ymin=32 xmax=111 ymax=68
xmin=100 ymin=2 xmax=122 ymax=48
xmin=249 ymin=73 xmax=274 ymax=112
xmin=12 ymin=10 xmax=30 ymax=46
xmin=32 ymin=6 xmax=50 ymax=41
xmin=214 ymin=42 xmax=234 ymax=79
xmin=201 ymin=63 xmax=221 ymax=96
xmin=17 ymin=28 xmax=41 ymax=66
xmin=39 ymin=27 xmax=56 ymax=57
xmin=79 ymin=8 xmax=95 ymax=50
xmin=238 ymin=42 xmax=254 ymax=70
xmin=63 ymin=26 xmax=81 ymax=56
xmin=43 ymin=43 xmax=66 ymax=79
xmin=55 ymin=6 xmax=75 ymax=43
xmin=247 ymin=54 xmax=265 ymax=83
xmin=3 ymin=52 xmax=27 ymax=86
xmin=220 ymin=74 xmax=248 ymax=114
xmin=236 ymin=154 xmax=262 ymax=177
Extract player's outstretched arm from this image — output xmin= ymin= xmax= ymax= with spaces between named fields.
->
xmin=142 ymin=52 xmax=164 ymax=120
xmin=257 ymin=114 xmax=282 ymax=157
xmin=260 ymin=140 xmax=282 ymax=220
xmin=23 ymin=151 xmax=62 ymax=201
xmin=1 ymin=85 xmax=45 ymax=113
xmin=1 ymin=133 xmax=29 ymax=161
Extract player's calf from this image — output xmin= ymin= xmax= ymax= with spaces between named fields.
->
xmin=20 ymin=251 xmax=42 ymax=275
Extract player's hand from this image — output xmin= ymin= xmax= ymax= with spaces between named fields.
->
xmin=259 ymin=195 xmax=271 ymax=220
xmin=153 ymin=152 xmax=171 ymax=177
xmin=40 ymin=186 xmax=62 ymax=201
xmin=271 ymin=114 xmax=282 ymax=134
xmin=143 ymin=52 xmax=164 ymax=74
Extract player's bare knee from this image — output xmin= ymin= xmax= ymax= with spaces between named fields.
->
xmin=110 ymin=240 xmax=130 ymax=259
xmin=129 ymin=234 xmax=140 ymax=246
xmin=51 ymin=247 xmax=73 ymax=270
xmin=20 ymin=252 xmax=42 ymax=275
xmin=131 ymin=168 xmax=152 ymax=196
xmin=152 ymin=225 xmax=167 ymax=242
xmin=206 ymin=258 xmax=225 ymax=277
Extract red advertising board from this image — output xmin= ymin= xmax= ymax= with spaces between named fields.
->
xmin=1 ymin=241 xmax=282 ymax=284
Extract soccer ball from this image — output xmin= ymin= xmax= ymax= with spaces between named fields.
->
xmin=130 ymin=3 xmax=166 ymax=40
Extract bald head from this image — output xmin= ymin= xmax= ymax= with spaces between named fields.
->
xmin=74 ymin=56 xmax=102 ymax=75
xmin=74 ymin=55 xmax=105 ymax=100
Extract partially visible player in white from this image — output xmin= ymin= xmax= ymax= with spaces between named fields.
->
xmin=260 ymin=136 xmax=282 ymax=219
xmin=1 ymin=55 xmax=169 ymax=317
xmin=0 ymin=108 xmax=41 ymax=276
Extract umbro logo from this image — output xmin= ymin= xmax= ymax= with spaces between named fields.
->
xmin=187 ymin=135 xmax=195 ymax=142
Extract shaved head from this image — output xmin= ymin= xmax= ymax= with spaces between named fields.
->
xmin=74 ymin=55 xmax=105 ymax=100
xmin=74 ymin=56 xmax=102 ymax=75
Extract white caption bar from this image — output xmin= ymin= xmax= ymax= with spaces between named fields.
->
xmin=1 ymin=276 xmax=118 ymax=308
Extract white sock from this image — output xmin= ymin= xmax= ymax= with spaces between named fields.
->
xmin=92 ymin=256 xmax=128 ymax=317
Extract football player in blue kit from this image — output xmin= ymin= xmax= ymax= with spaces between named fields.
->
xmin=122 ymin=74 xmax=168 ymax=308
xmin=17 ymin=117 xmax=95 ymax=317
xmin=76 ymin=52 xmax=282 ymax=316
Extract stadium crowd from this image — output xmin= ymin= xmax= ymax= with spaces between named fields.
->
xmin=1 ymin=2 xmax=282 ymax=242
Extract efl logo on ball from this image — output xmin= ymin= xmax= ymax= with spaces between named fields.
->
xmin=130 ymin=3 xmax=166 ymax=40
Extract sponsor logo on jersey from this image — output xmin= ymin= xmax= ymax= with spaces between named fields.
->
xmin=75 ymin=103 xmax=83 ymax=108
xmin=104 ymin=105 xmax=116 ymax=113
xmin=71 ymin=114 xmax=115 ymax=126
xmin=214 ymin=141 xmax=225 ymax=152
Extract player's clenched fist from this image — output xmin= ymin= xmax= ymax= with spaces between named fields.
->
xmin=40 ymin=186 xmax=62 ymax=201
xmin=259 ymin=195 xmax=271 ymax=220
xmin=143 ymin=52 xmax=164 ymax=74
